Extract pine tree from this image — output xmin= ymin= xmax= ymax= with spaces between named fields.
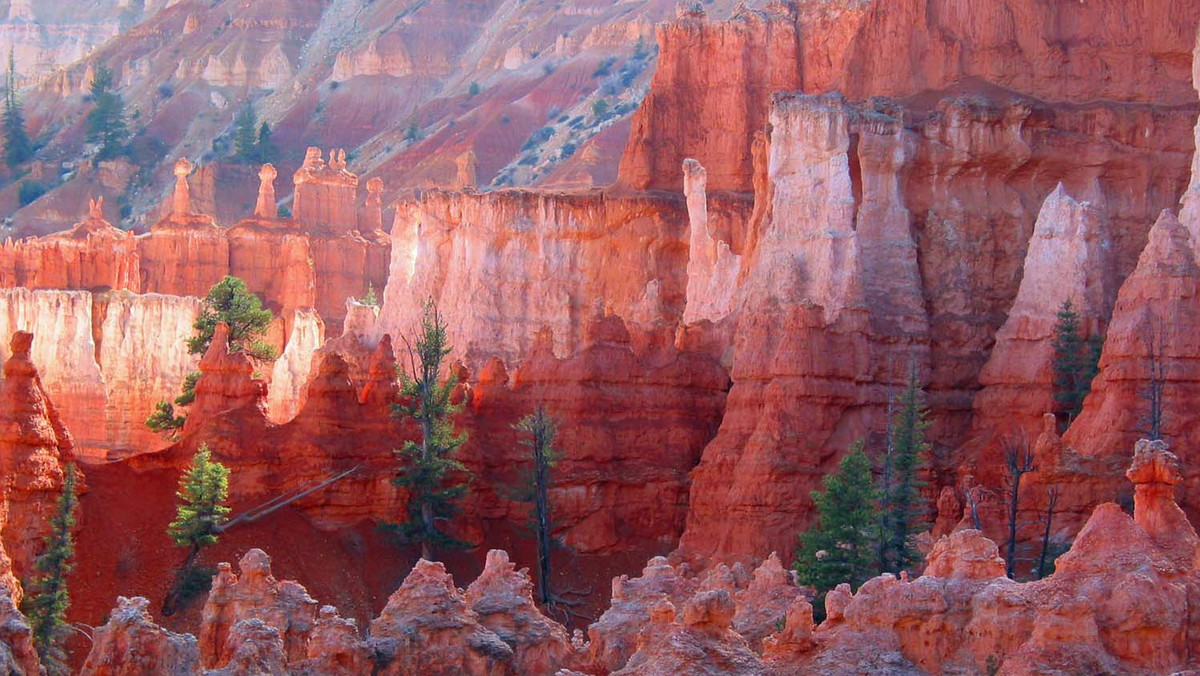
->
xmin=254 ymin=121 xmax=277 ymax=164
xmin=878 ymin=367 xmax=931 ymax=575
xmin=391 ymin=300 xmax=471 ymax=560
xmin=361 ymin=282 xmax=379 ymax=308
xmin=85 ymin=65 xmax=129 ymax=161
xmin=514 ymin=406 xmax=562 ymax=606
xmin=23 ymin=463 xmax=78 ymax=675
xmin=187 ymin=275 xmax=274 ymax=359
xmin=1051 ymin=299 xmax=1102 ymax=425
xmin=232 ymin=101 xmax=258 ymax=164
xmin=145 ymin=400 xmax=186 ymax=436
xmin=794 ymin=442 xmax=879 ymax=601
xmin=3 ymin=50 xmax=33 ymax=168
xmin=168 ymin=444 xmax=230 ymax=568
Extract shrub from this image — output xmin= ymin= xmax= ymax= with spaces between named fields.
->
xmin=592 ymin=56 xmax=616 ymax=78
xmin=18 ymin=180 xmax=46 ymax=206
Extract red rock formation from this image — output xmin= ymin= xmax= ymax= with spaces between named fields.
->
xmin=1059 ymin=210 xmax=1200 ymax=508
xmin=611 ymin=588 xmax=764 ymax=676
xmin=293 ymin=148 xmax=359 ymax=234
xmin=137 ymin=160 xmax=232 ymax=297
xmin=462 ymin=550 xmax=571 ymax=676
xmin=678 ymin=93 xmax=876 ymax=565
xmin=461 ymin=313 xmax=727 ymax=554
xmin=374 ymin=189 xmax=698 ymax=367
xmin=369 ymin=558 xmax=513 ymax=676
xmin=199 ymin=549 xmax=321 ymax=668
xmin=0 ymin=514 xmax=37 ymax=676
xmin=0 ymin=288 xmax=200 ymax=460
xmin=182 ymin=323 xmax=268 ymax=438
xmin=617 ymin=3 xmax=802 ymax=192
xmin=0 ymin=331 xmax=74 ymax=577
xmin=79 ymin=596 xmax=200 ymax=676
xmin=0 ymin=197 xmax=139 ymax=292
xmin=732 ymin=553 xmax=801 ymax=651
xmin=584 ymin=556 xmax=697 ymax=672
xmin=760 ymin=439 xmax=1200 ymax=675
xmin=971 ymin=184 xmax=1116 ymax=443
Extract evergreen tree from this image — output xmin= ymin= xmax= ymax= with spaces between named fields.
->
xmin=514 ymin=406 xmax=562 ymax=606
xmin=3 ymin=50 xmax=33 ymax=168
xmin=878 ymin=367 xmax=931 ymax=575
xmin=390 ymin=300 xmax=471 ymax=560
xmin=187 ymin=275 xmax=275 ymax=359
xmin=85 ymin=65 xmax=129 ymax=160
xmin=360 ymin=282 xmax=379 ymax=308
xmin=254 ymin=121 xmax=277 ymax=164
xmin=794 ymin=442 xmax=879 ymax=601
xmin=145 ymin=400 xmax=186 ymax=436
xmin=23 ymin=464 xmax=78 ymax=675
xmin=1051 ymin=299 xmax=1096 ymax=423
xmin=232 ymin=101 xmax=258 ymax=164
xmin=168 ymin=445 xmax=230 ymax=568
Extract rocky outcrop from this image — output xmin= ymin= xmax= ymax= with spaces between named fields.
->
xmin=682 ymin=159 xmax=741 ymax=325
xmin=462 ymin=550 xmax=571 ymax=676
xmin=618 ymin=3 xmax=802 ymax=192
xmin=584 ymin=556 xmax=698 ymax=672
xmin=0 ymin=331 xmax=73 ymax=578
xmin=0 ymin=198 xmax=139 ymax=292
xmin=369 ymin=558 xmax=513 ymax=676
xmin=612 ymin=589 xmax=764 ymax=676
xmin=74 ymin=438 xmax=1200 ymax=675
xmin=266 ymin=309 xmax=325 ymax=423
xmin=1061 ymin=210 xmax=1200 ymax=504
xmin=199 ymin=549 xmax=321 ymax=669
xmin=374 ymin=188 xmax=697 ymax=368
xmin=678 ymin=93 xmax=877 ymax=565
xmin=0 ymin=514 xmax=37 ymax=676
xmin=971 ymin=185 xmax=1115 ymax=442
xmin=762 ymin=439 xmax=1200 ymax=676
xmin=181 ymin=323 xmax=268 ymax=438
xmin=461 ymin=313 xmax=728 ymax=553
xmin=80 ymin=596 xmax=200 ymax=676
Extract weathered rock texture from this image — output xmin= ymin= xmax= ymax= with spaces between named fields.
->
xmin=75 ymin=441 xmax=1200 ymax=675
xmin=0 ymin=330 xmax=73 ymax=578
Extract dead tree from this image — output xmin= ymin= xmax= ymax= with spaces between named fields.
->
xmin=1002 ymin=432 xmax=1036 ymax=579
xmin=1139 ymin=312 xmax=1168 ymax=441
xmin=1036 ymin=487 xmax=1060 ymax=579
xmin=961 ymin=479 xmax=988 ymax=531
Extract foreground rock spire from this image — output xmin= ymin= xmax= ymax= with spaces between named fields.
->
xmin=0 ymin=331 xmax=75 ymax=577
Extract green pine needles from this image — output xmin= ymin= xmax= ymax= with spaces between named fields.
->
xmin=1051 ymin=299 xmax=1102 ymax=425
xmin=168 ymin=444 xmax=231 ymax=563
xmin=794 ymin=442 xmax=879 ymax=600
xmin=85 ymin=65 xmax=129 ymax=161
xmin=878 ymin=366 xmax=932 ymax=575
xmin=187 ymin=275 xmax=275 ymax=359
xmin=794 ymin=365 xmax=934 ymax=601
xmin=390 ymin=301 xmax=472 ymax=560
xmin=23 ymin=464 xmax=78 ymax=675
xmin=4 ymin=50 xmax=33 ymax=169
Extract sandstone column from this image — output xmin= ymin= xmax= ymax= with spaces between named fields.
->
xmin=255 ymin=164 xmax=278 ymax=219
